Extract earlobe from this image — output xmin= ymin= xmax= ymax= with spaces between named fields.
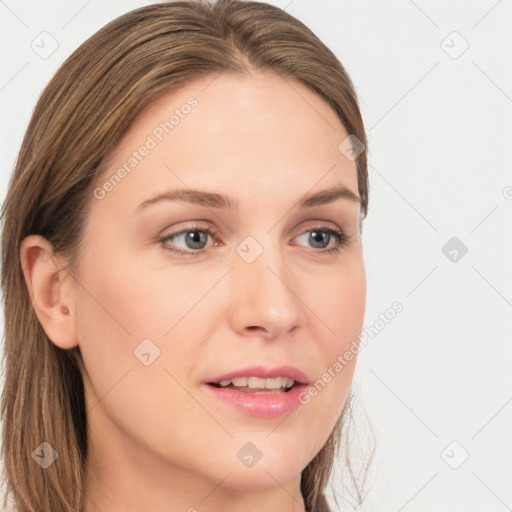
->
xmin=19 ymin=234 xmax=79 ymax=350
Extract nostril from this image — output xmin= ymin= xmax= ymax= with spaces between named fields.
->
xmin=246 ymin=326 xmax=270 ymax=333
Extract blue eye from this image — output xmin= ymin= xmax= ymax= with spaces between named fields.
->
xmin=160 ymin=227 xmax=215 ymax=257
xmin=160 ymin=225 xmax=348 ymax=257
xmin=294 ymin=228 xmax=348 ymax=253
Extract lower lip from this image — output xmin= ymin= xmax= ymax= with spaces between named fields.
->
xmin=202 ymin=383 xmax=309 ymax=418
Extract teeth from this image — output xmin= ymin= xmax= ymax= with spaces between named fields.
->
xmin=218 ymin=376 xmax=295 ymax=389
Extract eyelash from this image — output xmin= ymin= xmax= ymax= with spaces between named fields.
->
xmin=159 ymin=224 xmax=349 ymax=258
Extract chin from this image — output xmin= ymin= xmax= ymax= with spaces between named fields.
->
xmin=219 ymin=461 xmax=304 ymax=492
xmin=230 ymin=441 xmax=308 ymax=489
xmin=191 ymin=437 xmax=308 ymax=492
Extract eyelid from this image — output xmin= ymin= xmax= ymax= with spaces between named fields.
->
xmin=296 ymin=219 xmax=341 ymax=234
xmin=158 ymin=222 xmax=220 ymax=257
xmin=159 ymin=220 xmax=349 ymax=257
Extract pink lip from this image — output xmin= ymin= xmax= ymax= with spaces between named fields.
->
xmin=202 ymin=365 xmax=310 ymax=418
xmin=202 ymin=382 xmax=309 ymax=418
xmin=205 ymin=365 xmax=310 ymax=385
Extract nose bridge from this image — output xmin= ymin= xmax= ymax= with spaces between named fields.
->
xmin=229 ymin=234 xmax=304 ymax=338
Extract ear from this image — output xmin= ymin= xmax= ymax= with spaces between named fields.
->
xmin=19 ymin=235 xmax=79 ymax=349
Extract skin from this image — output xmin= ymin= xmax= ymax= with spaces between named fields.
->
xmin=20 ymin=71 xmax=366 ymax=512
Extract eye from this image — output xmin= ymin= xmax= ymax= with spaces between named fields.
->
xmin=160 ymin=226 xmax=217 ymax=257
xmin=159 ymin=223 xmax=349 ymax=257
xmin=294 ymin=225 xmax=349 ymax=254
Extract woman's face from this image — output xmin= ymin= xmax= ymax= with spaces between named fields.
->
xmin=72 ymin=71 xmax=366 ymax=507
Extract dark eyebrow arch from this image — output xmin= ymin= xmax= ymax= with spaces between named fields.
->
xmin=137 ymin=189 xmax=239 ymax=211
xmin=298 ymin=186 xmax=361 ymax=208
xmin=136 ymin=185 xmax=361 ymax=211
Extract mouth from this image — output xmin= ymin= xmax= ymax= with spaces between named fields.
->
xmin=207 ymin=376 xmax=301 ymax=394
xmin=202 ymin=366 xmax=310 ymax=418
xmin=204 ymin=365 xmax=310 ymax=394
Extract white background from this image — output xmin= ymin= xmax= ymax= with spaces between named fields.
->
xmin=1 ymin=1 xmax=511 ymax=511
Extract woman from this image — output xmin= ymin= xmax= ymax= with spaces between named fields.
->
xmin=0 ymin=1 xmax=372 ymax=510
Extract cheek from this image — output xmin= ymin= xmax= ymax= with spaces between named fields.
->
xmin=73 ymin=242 xmax=217 ymax=404
xmin=74 ymin=239 xmax=215 ymax=342
xmin=73 ymin=249 xmax=214 ymax=460
xmin=296 ymin=260 xmax=365 ymax=433
xmin=305 ymin=258 xmax=366 ymax=356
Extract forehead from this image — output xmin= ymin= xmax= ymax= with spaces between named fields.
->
xmin=92 ymin=71 xmax=359 ymax=215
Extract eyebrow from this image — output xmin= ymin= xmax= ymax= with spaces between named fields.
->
xmin=136 ymin=185 xmax=362 ymax=211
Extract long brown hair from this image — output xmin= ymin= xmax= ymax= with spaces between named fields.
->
xmin=0 ymin=1 xmax=372 ymax=510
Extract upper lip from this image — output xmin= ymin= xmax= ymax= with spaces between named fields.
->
xmin=205 ymin=365 xmax=310 ymax=385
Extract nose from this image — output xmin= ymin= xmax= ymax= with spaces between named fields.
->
xmin=228 ymin=240 xmax=305 ymax=340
